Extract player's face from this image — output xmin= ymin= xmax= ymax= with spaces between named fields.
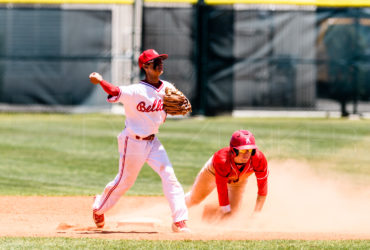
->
xmin=145 ymin=58 xmax=164 ymax=76
xmin=233 ymin=149 xmax=252 ymax=164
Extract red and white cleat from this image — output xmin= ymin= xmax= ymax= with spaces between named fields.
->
xmin=172 ymin=220 xmax=191 ymax=233
xmin=93 ymin=211 xmax=105 ymax=228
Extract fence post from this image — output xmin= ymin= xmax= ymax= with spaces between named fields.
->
xmin=194 ymin=0 xmax=207 ymax=115
xmin=353 ymin=9 xmax=360 ymax=115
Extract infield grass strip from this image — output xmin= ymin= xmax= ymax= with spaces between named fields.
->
xmin=0 ymin=113 xmax=369 ymax=195
xmin=1 ymin=238 xmax=370 ymax=249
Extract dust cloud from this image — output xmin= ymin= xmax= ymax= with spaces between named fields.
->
xmin=192 ymin=159 xmax=370 ymax=234
xmin=106 ymin=159 xmax=370 ymax=237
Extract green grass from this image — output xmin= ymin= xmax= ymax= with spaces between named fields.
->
xmin=0 ymin=237 xmax=369 ymax=249
xmin=0 ymin=113 xmax=369 ymax=195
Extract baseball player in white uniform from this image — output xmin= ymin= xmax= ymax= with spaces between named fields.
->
xmin=89 ymin=49 xmax=190 ymax=233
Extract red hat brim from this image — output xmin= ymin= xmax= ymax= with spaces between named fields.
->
xmin=139 ymin=54 xmax=168 ymax=68
xmin=149 ymin=54 xmax=168 ymax=61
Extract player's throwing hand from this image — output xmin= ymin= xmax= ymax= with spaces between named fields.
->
xmin=89 ymin=72 xmax=103 ymax=84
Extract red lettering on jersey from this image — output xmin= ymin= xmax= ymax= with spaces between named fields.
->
xmin=145 ymin=104 xmax=152 ymax=112
xmin=156 ymin=99 xmax=164 ymax=111
xmin=148 ymin=99 xmax=157 ymax=112
xmin=136 ymin=99 xmax=164 ymax=112
xmin=137 ymin=102 xmax=146 ymax=112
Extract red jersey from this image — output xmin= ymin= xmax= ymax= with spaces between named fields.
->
xmin=212 ymin=147 xmax=268 ymax=206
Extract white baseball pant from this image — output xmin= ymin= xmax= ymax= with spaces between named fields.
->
xmin=93 ymin=129 xmax=188 ymax=223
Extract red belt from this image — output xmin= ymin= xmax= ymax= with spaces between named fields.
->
xmin=135 ymin=134 xmax=155 ymax=141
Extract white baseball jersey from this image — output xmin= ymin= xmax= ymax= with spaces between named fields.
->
xmin=93 ymin=79 xmax=188 ymax=224
xmin=107 ymin=80 xmax=175 ymax=137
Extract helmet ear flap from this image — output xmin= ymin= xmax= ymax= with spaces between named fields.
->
xmin=232 ymin=148 xmax=239 ymax=156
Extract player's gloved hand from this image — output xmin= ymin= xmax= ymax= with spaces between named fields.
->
xmin=89 ymin=72 xmax=103 ymax=84
xmin=163 ymin=87 xmax=192 ymax=116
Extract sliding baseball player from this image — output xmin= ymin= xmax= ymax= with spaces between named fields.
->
xmin=185 ymin=130 xmax=268 ymax=221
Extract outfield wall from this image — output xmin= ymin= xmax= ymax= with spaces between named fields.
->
xmin=0 ymin=0 xmax=369 ymax=116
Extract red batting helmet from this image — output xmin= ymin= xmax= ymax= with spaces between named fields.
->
xmin=138 ymin=49 xmax=168 ymax=69
xmin=230 ymin=130 xmax=257 ymax=150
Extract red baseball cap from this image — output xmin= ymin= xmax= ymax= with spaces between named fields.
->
xmin=229 ymin=130 xmax=257 ymax=150
xmin=138 ymin=49 xmax=168 ymax=69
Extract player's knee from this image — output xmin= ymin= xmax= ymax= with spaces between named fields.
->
xmin=185 ymin=192 xmax=202 ymax=207
xmin=185 ymin=193 xmax=201 ymax=207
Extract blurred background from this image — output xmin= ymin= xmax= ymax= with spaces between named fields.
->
xmin=0 ymin=0 xmax=369 ymax=117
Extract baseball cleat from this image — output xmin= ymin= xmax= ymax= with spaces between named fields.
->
xmin=93 ymin=211 xmax=105 ymax=228
xmin=171 ymin=220 xmax=191 ymax=233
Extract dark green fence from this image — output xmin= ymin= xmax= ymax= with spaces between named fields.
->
xmin=0 ymin=8 xmax=111 ymax=106
xmin=0 ymin=3 xmax=369 ymax=117
xmin=143 ymin=4 xmax=370 ymax=116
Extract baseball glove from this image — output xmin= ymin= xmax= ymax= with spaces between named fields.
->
xmin=163 ymin=87 xmax=192 ymax=116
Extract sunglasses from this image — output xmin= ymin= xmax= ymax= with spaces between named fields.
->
xmin=238 ymin=149 xmax=253 ymax=154
xmin=145 ymin=58 xmax=163 ymax=66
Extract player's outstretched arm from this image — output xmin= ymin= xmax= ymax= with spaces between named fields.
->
xmin=89 ymin=72 xmax=120 ymax=96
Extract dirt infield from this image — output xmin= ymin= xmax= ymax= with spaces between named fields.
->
xmin=1 ymin=160 xmax=370 ymax=240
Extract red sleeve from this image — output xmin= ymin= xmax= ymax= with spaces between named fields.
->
xmin=212 ymin=148 xmax=232 ymax=206
xmin=215 ymin=172 xmax=229 ymax=206
xmin=252 ymin=150 xmax=269 ymax=196
xmin=100 ymin=80 xmax=120 ymax=96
